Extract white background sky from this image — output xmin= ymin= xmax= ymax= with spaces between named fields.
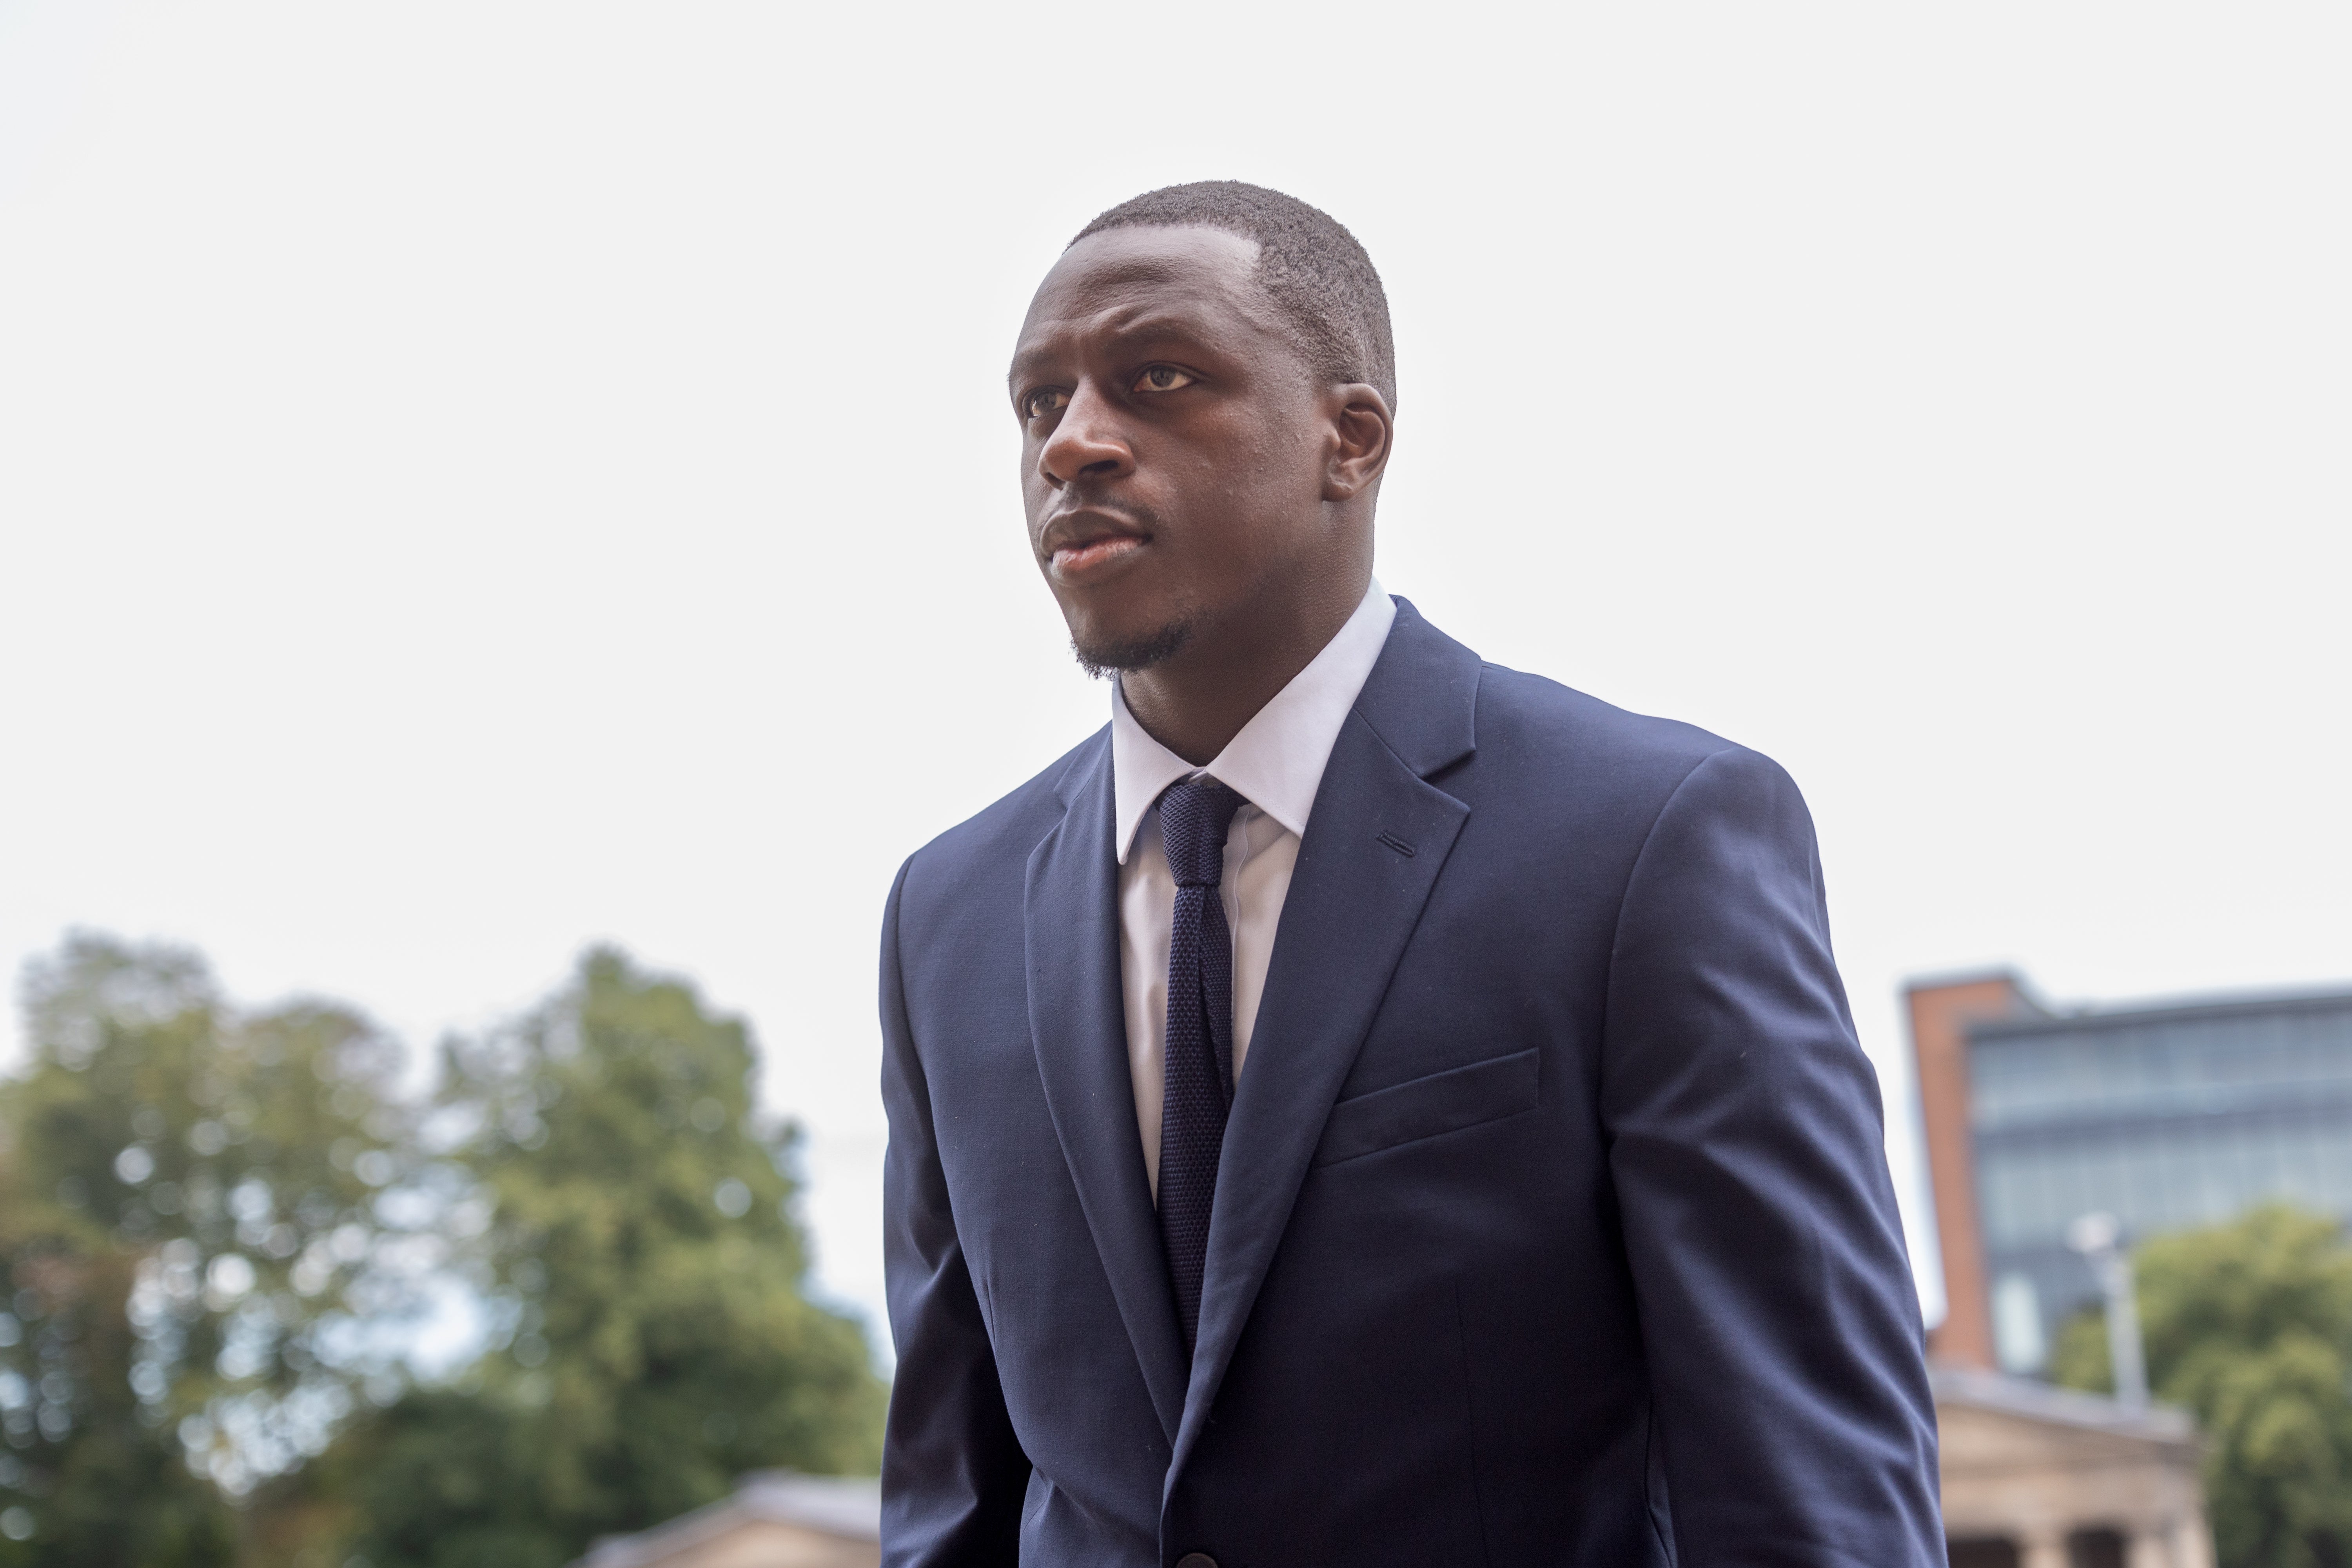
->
xmin=4 ymin=2 xmax=2347 ymax=1355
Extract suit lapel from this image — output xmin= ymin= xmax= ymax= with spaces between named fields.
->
xmin=1024 ymin=736 xmax=1190 ymax=1444
xmin=1166 ymin=600 xmax=1483 ymax=1492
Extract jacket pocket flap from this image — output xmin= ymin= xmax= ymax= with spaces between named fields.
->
xmin=1312 ymin=1047 xmax=1541 ymax=1167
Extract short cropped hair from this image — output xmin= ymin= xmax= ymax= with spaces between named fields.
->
xmin=1072 ymin=181 xmax=1397 ymax=412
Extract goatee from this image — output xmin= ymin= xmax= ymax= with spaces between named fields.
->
xmin=1071 ymin=615 xmax=1197 ymax=680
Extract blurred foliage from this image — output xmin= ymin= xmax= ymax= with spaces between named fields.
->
xmin=0 ymin=933 xmax=407 ymax=1565
xmin=2054 ymin=1203 xmax=2352 ymax=1568
xmin=328 ymin=947 xmax=884 ymax=1568
xmin=0 ymin=936 xmax=883 ymax=1568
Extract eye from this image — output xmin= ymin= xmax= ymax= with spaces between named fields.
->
xmin=1023 ymin=388 xmax=1070 ymax=421
xmin=1132 ymin=365 xmax=1196 ymax=394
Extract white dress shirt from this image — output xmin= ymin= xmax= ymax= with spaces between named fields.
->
xmin=1112 ymin=579 xmax=1398 ymax=1195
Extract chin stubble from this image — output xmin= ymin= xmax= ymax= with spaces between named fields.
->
xmin=1071 ymin=615 xmax=1198 ymax=681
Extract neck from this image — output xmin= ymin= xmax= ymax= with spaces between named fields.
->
xmin=1118 ymin=567 xmax=1371 ymax=766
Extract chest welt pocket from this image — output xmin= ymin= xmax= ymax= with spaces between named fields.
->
xmin=1311 ymin=1048 xmax=1541 ymax=1168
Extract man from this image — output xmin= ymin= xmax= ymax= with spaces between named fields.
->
xmin=880 ymin=181 xmax=1941 ymax=1566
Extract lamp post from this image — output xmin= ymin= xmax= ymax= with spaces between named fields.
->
xmin=2066 ymin=1210 xmax=2149 ymax=1408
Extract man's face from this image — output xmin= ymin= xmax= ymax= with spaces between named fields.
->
xmin=1009 ymin=226 xmax=1337 ymax=673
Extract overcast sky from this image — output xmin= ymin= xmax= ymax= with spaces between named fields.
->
xmin=4 ymin=2 xmax=2347 ymax=1350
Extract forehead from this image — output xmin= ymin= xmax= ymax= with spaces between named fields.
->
xmin=1013 ymin=225 xmax=1283 ymax=366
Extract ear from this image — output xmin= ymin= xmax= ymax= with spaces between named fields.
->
xmin=1320 ymin=383 xmax=1393 ymax=502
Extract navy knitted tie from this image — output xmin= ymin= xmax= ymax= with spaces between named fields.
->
xmin=1156 ymin=775 xmax=1244 ymax=1355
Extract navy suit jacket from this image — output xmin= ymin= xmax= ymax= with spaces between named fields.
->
xmin=879 ymin=601 xmax=1942 ymax=1567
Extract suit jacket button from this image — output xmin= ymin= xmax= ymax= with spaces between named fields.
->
xmin=1175 ymin=1556 xmax=1218 ymax=1568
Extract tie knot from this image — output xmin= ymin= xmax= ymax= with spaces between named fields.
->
xmin=1157 ymin=777 xmax=1244 ymax=888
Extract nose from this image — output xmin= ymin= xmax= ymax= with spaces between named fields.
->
xmin=1037 ymin=381 xmax=1134 ymax=488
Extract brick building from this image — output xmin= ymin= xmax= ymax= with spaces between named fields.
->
xmin=1907 ymin=971 xmax=2352 ymax=1565
xmin=1908 ymin=972 xmax=2352 ymax=1374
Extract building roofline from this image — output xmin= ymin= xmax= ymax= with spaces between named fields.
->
xmin=1970 ymin=981 xmax=2352 ymax=1040
xmin=571 ymin=1471 xmax=880 ymax=1568
xmin=1902 ymin=965 xmax=2040 ymax=1000
xmin=1930 ymin=1363 xmax=2196 ymax=1446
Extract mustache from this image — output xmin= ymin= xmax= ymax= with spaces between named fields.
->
xmin=1036 ymin=488 xmax=1166 ymax=540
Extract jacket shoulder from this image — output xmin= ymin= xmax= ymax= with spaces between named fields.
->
xmin=1472 ymin=660 xmax=1749 ymax=775
xmin=895 ymin=726 xmax=1103 ymax=899
xmin=1461 ymin=659 xmax=1818 ymax=834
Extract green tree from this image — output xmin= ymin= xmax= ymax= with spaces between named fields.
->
xmin=330 ymin=949 xmax=884 ymax=1568
xmin=0 ymin=934 xmax=408 ymax=1567
xmin=2054 ymin=1203 xmax=2352 ymax=1568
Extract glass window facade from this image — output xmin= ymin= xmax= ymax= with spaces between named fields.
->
xmin=1968 ymin=992 xmax=2352 ymax=1368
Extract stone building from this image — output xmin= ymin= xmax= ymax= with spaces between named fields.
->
xmin=1936 ymin=1365 xmax=2211 ymax=1568
xmin=568 ymin=1472 xmax=879 ymax=1568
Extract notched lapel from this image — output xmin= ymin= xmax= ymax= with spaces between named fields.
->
xmin=1023 ymin=739 xmax=1189 ymax=1444
xmin=1168 ymin=706 xmax=1472 ymax=1485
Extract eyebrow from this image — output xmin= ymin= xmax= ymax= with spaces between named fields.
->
xmin=1007 ymin=310 xmax=1223 ymax=388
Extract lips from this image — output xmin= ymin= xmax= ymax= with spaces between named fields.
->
xmin=1041 ymin=510 xmax=1150 ymax=581
xmin=1054 ymin=534 xmax=1144 ymax=573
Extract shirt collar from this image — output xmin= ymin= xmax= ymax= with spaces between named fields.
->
xmin=1111 ymin=578 xmax=1398 ymax=864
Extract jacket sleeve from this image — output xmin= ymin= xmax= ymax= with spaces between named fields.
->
xmin=878 ymin=857 xmax=1029 ymax=1567
xmin=1600 ymin=747 xmax=1943 ymax=1566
